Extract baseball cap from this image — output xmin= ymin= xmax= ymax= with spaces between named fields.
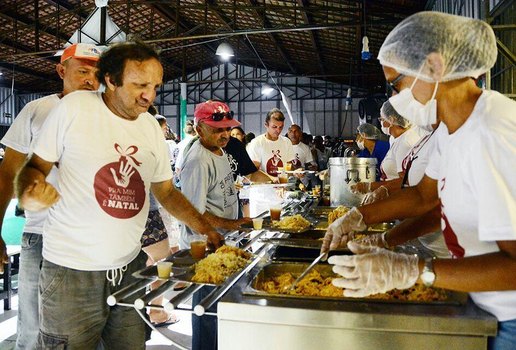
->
xmin=60 ymin=43 xmax=102 ymax=63
xmin=194 ymin=100 xmax=240 ymax=129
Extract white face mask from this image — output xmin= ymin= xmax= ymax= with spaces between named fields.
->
xmin=381 ymin=122 xmax=391 ymax=136
xmin=388 ymin=76 xmax=439 ymax=130
xmin=356 ymin=140 xmax=365 ymax=150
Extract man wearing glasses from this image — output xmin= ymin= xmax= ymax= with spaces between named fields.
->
xmin=178 ymin=100 xmax=251 ymax=349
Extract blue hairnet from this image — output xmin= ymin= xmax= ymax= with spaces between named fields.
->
xmin=378 ymin=12 xmax=497 ymax=82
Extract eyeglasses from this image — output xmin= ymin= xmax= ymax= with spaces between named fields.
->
xmin=379 ymin=116 xmax=389 ymax=123
xmin=211 ymin=111 xmax=234 ymax=121
xmin=386 ymin=74 xmax=404 ymax=95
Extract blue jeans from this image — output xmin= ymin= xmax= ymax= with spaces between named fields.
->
xmin=37 ymin=251 xmax=148 ymax=349
xmin=192 ymin=286 xmax=217 ymax=350
xmin=489 ymin=318 xmax=516 ymax=350
xmin=15 ymin=232 xmax=43 ymax=350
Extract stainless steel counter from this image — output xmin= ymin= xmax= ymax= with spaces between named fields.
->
xmin=218 ymin=261 xmax=497 ymax=350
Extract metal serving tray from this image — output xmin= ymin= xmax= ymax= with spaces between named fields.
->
xmin=243 ymin=262 xmax=467 ymax=305
xmin=242 ymin=217 xmax=315 ymax=234
xmin=132 ymin=249 xmax=257 ymax=287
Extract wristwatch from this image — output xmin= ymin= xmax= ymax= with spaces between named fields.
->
xmin=420 ymin=257 xmax=436 ymax=287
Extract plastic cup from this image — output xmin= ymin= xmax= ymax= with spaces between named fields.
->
xmin=190 ymin=236 xmax=208 ymax=259
xmin=278 ymin=173 xmax=289 ymax=184
xmin=252 ymin=218 xmax=264 ymax=230
xmin=270 ymin=205 xmax=282 ymax=221
xmin=157 ymin=261 xmax=173 ymax=279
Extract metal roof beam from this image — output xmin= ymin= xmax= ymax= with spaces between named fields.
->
xmin=0 ymin=10 xmax=70 ymax=45
xmin=488 ymin=0 xmax=515 ymax=23
xmin=296 ymin=0 xmax=325 ymax=75
xmin=0 ymin=62 xmax=58 ymax=83
xmin=496 ymin=38 xmax=516 ymax=66
xmin=205 ymin=0 xmax=259 ymax=67
xmin=248 ymin=0 xmax=297 ymax=75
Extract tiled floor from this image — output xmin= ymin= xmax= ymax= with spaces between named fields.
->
xmin=0 ymin=292 xmax=193 ymax=350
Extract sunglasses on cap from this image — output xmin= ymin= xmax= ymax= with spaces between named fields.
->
xmin=211 ymin=110 xmax=234 ymax=121
xmin=386 ymin=74 xmax=404 ymax=95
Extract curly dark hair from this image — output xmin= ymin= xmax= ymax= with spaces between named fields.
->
xmin=96 ymin=41 xmax=160 ymax=86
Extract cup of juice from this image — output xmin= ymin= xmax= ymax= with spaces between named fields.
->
xmin=270 ymin=205 xmax=282 ymax=221
xmin=157 ymin=261 xmax=173 ymax=279
xmin=252 ymin=218 xmax=264 ymax=230
xmin=190 ymin=236 xmax=208 ymax=259
xmin=278 ymin=173 xmax=289 ymax=184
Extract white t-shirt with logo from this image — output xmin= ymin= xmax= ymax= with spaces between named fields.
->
xmin=426 ymin=90 xmax=516 ymax=321
xmin=32 ymin=91 xmax=173 ymax=271
xmin=292 ymin=142 xmax=315 ymax=169
xmin=1 ymin=94 xmax=60 ymax=234
xmin=380 ymin=127 xmax=428 ymax=181
xmin=247 ymin=134 xmax=295 ymax=176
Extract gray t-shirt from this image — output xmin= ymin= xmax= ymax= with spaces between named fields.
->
xmin=178 ymin=139 xmax=238 ymax=248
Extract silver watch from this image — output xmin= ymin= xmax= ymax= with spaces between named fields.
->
xmin=420 ymin=257 xmax=436 ymax=287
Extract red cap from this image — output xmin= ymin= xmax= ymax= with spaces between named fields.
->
xmin=61 ymin=43 xmax=102 ymax=63
xmin=194 ymin=101 xmax=240 ymax=128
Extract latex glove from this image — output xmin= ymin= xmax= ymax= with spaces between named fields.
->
xmin=350 ymin=182 xmax=371 ymax=194
xmin=320 ymin=207 xmax=367 ymax=254
xmin=361 ymin=186 xmax=389 ymax=206
xmin=353 ymin=231 xmax=389 ymax=249
xmin=329 ymin=241 xmax=419 ymax=297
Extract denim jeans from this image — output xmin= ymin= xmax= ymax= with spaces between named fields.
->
xmin=489 ymin=318 xmax=516 ymax=350
xmin=192 ymin=286 xmax=217 ymax=350
xmin=15 ymin=232 xmax=43 ymax=350
xmin=37 ymin=251 xmax=147 ymax=349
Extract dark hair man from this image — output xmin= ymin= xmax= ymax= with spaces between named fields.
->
xmin=247 ymin=107 xmax=295 ymax=176
xmin=16 ymin=41 xmax=222 ymax=349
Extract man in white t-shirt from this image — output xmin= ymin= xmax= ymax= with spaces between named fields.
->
xmin=287 ymin=124 xmax=317 ymax=170
xmin=321 ymin=12 xmax=516 ymax=347
xmin=15 ymin=42 xmax=222 ymax=349
xmin=0 ymin=43 xmax=101 ymax=349
xmin=247 ymin=108 xmax=295 ymax=176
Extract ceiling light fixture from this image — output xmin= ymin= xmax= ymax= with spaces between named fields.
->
xmin=261 ymin=84 xmax=274 ymax=96
xmin=216 ymin=42 xmax=234 ymax=61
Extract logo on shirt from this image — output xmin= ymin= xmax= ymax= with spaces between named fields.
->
xmin=220 ymin=172 xmax=237 ymax=209
xmin=266 ymin=149 xmax=283 ymax=176
xmin=439 ymin=178 xmax=464 ymax=259
xmin=291 ymin=153 xmax=302 ymax=170
xmin=93 ymin=143 xmax=145 ymax=219
xmin=227 ymin=153 xmax=238 ymax=173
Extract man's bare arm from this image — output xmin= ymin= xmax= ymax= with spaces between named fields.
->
xmin=201 ymin=211 xmax=251 ymax=231
xmin=151 ymin=180 xmax=224 ymax=248
xmin=430 ymin=241 xmax=516 ymax=292
xmin=0 ymin=148 xmax=28 ymax=271
xmin=247 ymin=169 xmax=273 ymax=183
xmin=16 ymin=154 xmax=59 ymax=212
xmin=384 ymin=205 xmax=441 ymax=247
xmin=360 ymin=175 xmax=439 ymax=225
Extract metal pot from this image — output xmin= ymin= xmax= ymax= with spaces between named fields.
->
xmin=328 ymin=157 xmax=377 ymax=207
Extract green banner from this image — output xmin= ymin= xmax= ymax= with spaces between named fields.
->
xmin=180 ymin=83 xmax=187 ymax=139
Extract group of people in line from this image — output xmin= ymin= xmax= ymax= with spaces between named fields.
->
xmin=0 ymin=10 xmax=514 ymax=350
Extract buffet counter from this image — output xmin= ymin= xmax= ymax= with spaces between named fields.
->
xmin=218 ymin=257 xmax=497 ymax=350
